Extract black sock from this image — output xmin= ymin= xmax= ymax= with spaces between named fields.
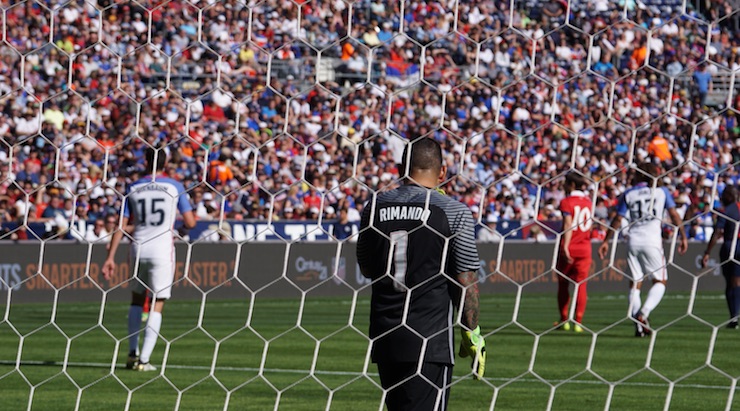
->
xmin=732 ymin=286 xmax=740 ymax=320
xmin=726 ymin=287 xmax=735 ymax=318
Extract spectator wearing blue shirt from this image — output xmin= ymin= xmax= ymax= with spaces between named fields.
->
xmin=16 ymin=162 xmax=40 ymax=186
xmin=593 ymin=54 xmax=617 ymax=78
xmin=331 ymin=208 xmax=355 ymax=240
xmin=261 ymin=99 xmax=278 ymax=119
xmin=615 ymin=136 xmax=630 ymax=154
xmin=476 ymin=162 xmax=494 ymax=186
xmin=693 ymin=63 xmax=712 ymax=106
xmin=377 ymin=22 xmax=393 ymax=43
xmin=41 ymin=196 xmax=65 ymax=219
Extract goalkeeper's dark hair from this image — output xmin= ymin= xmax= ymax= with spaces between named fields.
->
xmin=401 ymin=137 xmax=443 ymax=177
xmin=145 ymin=147 xmax=167 ymax=172
xmin=721 ymin=186 xmax=738 ymax=207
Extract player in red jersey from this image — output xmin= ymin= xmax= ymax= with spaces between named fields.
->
xmin=555 ymin=172 xmax=594 ymax=332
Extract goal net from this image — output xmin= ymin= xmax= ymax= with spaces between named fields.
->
xmin=1 ymin=0 xmax=739 ymax=409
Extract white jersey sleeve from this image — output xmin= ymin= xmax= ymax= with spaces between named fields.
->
xmin=123 ymin=176 xmax=193 ymax=260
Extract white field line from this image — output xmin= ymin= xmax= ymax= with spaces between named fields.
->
xmin=0 ymin=360 xmax=734 ymax=391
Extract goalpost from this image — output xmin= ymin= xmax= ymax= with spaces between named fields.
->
xmin=1 ymin=0 xmax=739 ymax=409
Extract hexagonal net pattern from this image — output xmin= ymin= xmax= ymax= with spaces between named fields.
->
xmin=1 ymin=0 xmax=740 ymax=409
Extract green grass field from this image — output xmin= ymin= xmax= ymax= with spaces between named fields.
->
xmin=2 ymin=291 xmax=740 ymax=410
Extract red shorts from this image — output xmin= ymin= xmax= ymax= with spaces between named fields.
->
xmin=557 ymin=254 xmax=591 ymax=283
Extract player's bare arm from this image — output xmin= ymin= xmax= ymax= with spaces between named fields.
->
xmin=102 ymin=215 xmax=129 ymax=280
xmin=598 ymin=215 xmax=623 ymax=260
xmin=181 ymin=210 xmax=197 ymax=229
xmin=702 ymin=227 xmax=722 ymax=268
xmin=667 ymin=208 xmax=688 ymax=255
xmin=457 ymin=270 xmax=479 ymax=329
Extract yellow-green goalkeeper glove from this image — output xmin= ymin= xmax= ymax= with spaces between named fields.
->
xmin=459 ymin=326 xmax=486 ymax=380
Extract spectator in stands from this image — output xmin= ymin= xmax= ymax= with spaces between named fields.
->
xmin=542 ymin=0 xmax=566 ymax=20
xmin=2 ymin=0 xmax=739 ymax=243
xmin=593 ymin=53 xmax=618 ymax=79
xmin=647 ymin=133 xmax=674 ymax=168
xmin=63 ymin=198 xmax=76 ymax=220
xmin=693 ymin=63 xmax=713 ymax=106
xmin=688 ymin=219 xmax=709 ymax=242
xmin=478 ymin=214 xmax=502 ymax=243
xmin=0 ymin=198 xmax=11 ymax=228
xmin=0 ymin=205 xmax=26 ymax=240
xmin=197 ymin=222 xmax=233 ymax=242
xmin=85 ymin=218 xmax=110 ymax=243
xmin=103 ymin=214 xmax=118 ymax=235
xmin=15 ymin=162 xmax=40 ymax=186
xmin=41 ymin=196 xmax=65 ymax=220
xmin=528 ymin=225 xmax=549 ymax=242
xmin=208 ymin=147 xmax=235 ymax=187
xmin=674 ymin=193 xmax=692 ymax=220
xmin=331 ymin=208 xmax=355 ymax=240
xmin=519 ymin=197 xmax=537 ymax=223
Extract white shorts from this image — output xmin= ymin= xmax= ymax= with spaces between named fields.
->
xmin=131 ymin=258 xmax=175 ymax=300
xmin=627 ymin=244 xmax=667 ymax=283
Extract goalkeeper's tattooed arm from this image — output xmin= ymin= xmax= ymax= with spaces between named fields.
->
xmin=457 ymin=270 xmax=480 ymax=328
xmin=457 ymin=270 xmax=485 ymax=380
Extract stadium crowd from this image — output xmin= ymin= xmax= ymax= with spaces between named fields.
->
xmin=0 ymin=0 xmax=739 ymax=241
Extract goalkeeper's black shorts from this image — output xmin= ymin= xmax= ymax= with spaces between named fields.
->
xmin=377 ymin=361 xmax=453 ymax=411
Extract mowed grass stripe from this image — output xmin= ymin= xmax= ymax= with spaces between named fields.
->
xmin=0 ymin=359 xmax=736 ymax=391
xmin=1 ymin=292 xmax=739 ymax=410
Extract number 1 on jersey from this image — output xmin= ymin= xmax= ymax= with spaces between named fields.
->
xmin=390 ymin=230 xmax=409 ymax=292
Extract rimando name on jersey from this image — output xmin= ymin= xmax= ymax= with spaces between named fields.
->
xmin=378 ymin=205 xmax=431 ymax=223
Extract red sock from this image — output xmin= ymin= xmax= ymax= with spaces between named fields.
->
xmin=558 ymin=279 xmax=570 ymax=322
xmin=574 ymin=281 xmax=588 ymax=324
xmin=142 ymin=292 xmax=151 ymax=314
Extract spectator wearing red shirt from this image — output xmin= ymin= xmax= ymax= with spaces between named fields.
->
xmin=303 ymin=187 xmax=322 ymax=212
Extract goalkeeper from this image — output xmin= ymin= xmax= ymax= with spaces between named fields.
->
xmin=357 ymin=138 xmax=485 ymax=411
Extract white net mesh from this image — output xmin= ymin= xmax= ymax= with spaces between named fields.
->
xmin=1 ymin=0 xmax=740 ymax=409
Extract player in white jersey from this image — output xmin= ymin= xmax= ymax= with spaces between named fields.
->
xmin=103 ymin=148 xmax=196 ymax=371
xmin=598 ymin=163 xmax=687 ymax=337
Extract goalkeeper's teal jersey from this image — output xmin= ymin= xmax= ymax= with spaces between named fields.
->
xmin=357 ymin=184 xmax=480 ymax=364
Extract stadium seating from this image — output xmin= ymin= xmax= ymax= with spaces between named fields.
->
xmin=0 ymin=0 xmax=738 ymax=243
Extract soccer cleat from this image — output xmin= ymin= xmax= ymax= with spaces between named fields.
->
xmin=633 ymin=317 xmax=645 ymax=337
xmin=634 ymin=313 xmax=652 ymax=337
xmin=132 ymin=362 xmax=157 ymax=372
xmin=573 ymin=323 xmax=584 ymax=333
xmin=126 ymin=352 xmax=139 ymax=370
xmin=554 ymin=321 xmax=571 ymax=331
xmin=727 ymin=320 xmax=739 ymax=329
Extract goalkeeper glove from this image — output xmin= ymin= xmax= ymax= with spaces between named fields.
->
xmin=459 ymin=326 xmax=486 ymax=380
